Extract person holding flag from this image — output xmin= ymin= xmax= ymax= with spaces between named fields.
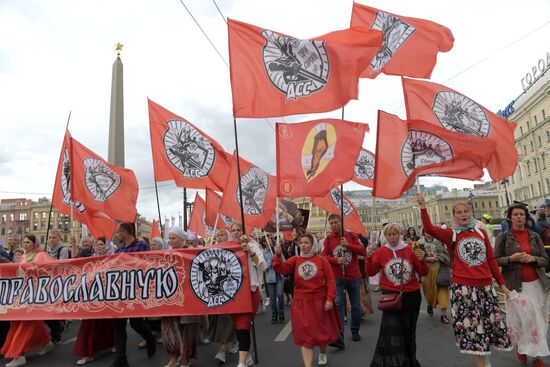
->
xmin=229 ymin=222 xmax=266 ymax=367
xmin=321 ymin=214 xmax=365 ymax=348
xmin=416 ymin=193 xmax=512 ymax=367
xmin=273 ymin=233 xmax=340 ymax=367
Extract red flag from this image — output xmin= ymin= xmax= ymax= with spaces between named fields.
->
xmin=228 ymin=18 xmax=382 ymax=118
xmin=52 ymin=131 xmax=117 ymax=239
xmin=312 ymin=188 xmax=366 ymax=236
xmin=402 ymin=77 xmax=518 ymax=180
xmin=276 ymin=119 xmax=368 ymax=198
xmin=352 ymin=148 xmax=376 ymax=188
xmin=150 ymin=219 xmax=161 ymax=239
xmin=205 ymin=189 xmax=234 ymax=229
xmin=373 ymin=111 xmax=496 ymax=199
xmin=351 ymin=3 xmax=454 ymax=79
xmin=219 ymin=154 xmax=277 ymax=234
xmin=188 ymin=193 xmax=207 ymax=238
xmin=148 ymin=99 xmax=230 ymax=191
xmin=70 ymin=137 xmax=139 ymax=223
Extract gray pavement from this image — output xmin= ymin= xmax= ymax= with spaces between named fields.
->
xmin=2 ymin=294 xmax=550 ymax=367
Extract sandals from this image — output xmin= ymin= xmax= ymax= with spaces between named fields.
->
xmin=440 ymin=315 xmax=450 ymax=324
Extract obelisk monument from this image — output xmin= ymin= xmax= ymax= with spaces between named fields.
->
xmin=108 ymin=42 xmax=125 ymax=167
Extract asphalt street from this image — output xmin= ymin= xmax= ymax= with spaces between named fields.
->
xmin=3 ymin=295 xmax=550 ymax=367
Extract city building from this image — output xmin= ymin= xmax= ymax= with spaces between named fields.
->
xmin=497 ymin=51 xmax=550 ymax=210
xmin=0 ymin=198 xmax=33 ymax=245
xmin=30 ymin=198 xmax=82 ymax=245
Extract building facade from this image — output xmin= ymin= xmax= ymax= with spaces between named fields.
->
xmin=30 ymin=198 xmax=82 ymax=245
xmin=497 ymin=53 xmax=550 ymax=210
xmin=0 ymin=198 xmax=33 ymax=245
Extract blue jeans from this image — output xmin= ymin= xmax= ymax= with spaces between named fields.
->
xmin=267 ymin=278 xmax=284 ymax=317
xmin=335 ymin=278 xmax=361 ymax=342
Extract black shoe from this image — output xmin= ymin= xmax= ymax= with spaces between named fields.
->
xmin=440 ymin=315 xmax=450 ymax=324
xmin=427 ymin=305 xmax=433 ymax=316
xmin=329 ymin=340 xmax=345 ymax=350
xmin=109 ymin=356 xmax=129 ymax=367
xmin=146 ymin=336 xmax=156 ymax=357
xmin=278 ymin=313 xmax=285 ymax=323
xmin=352 ymin=332 xmax=361 ymax=342
xmin=271 ymin=315 xmax=278 ymax=324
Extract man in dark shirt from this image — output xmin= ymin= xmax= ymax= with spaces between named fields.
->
xmin=110 ymin=222 xmax=156 ymax=367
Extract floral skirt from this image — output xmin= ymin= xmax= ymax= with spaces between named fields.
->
xmin=450 ymin=283 xmax=512 ymax=355
xmin=505 ymin=280 xmax=550 ymax=357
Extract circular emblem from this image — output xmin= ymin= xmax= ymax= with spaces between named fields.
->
xmin=202 ymin=210 xmax=215 ymax=236
xmin=189 ymin=248 xmax=243 ymax=309
xmin=163 ymin=120 xmax=216 ymax=178
xmin=279 ymin=179 xmax=295 ymax=196
xmin=237 ymin=166 xmax=269 ymax=215
xmin=329 ymin=189 xmax=353 ymax=216
xmin=400 ymin=130 xmax=454 ymax=177
xmin=354 ymin=149 xmax=375 ymax=181
xmin=298 ymin=261 xmax=318 ymax=280
xmin=301 ymin=122 xmax=336 ymax=182
xmin=83 ymin=158 xmax=121 ymax=202
xmin=333 ymin=245 xmax=352 ymax=265
xmin=384 ymin=257 xmax=413 ymax=286
xmin=60 ymin=149 xmax=85 ymax=213
xmin=370 ymin=11 xmax=416 ymax=71
xmin=220 ymin=214 xmax=233 ymax=226
xmin=432 ymin=91 xmax=490 ymax=137
xmin=278 ymin=125 xmax=293 ymax=139
xmin=457 ymin=237 xmax=487 ymax=266
xmin=261 ymin=30 xmax=330 ymax=101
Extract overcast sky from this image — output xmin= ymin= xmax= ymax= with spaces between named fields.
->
xmin=0 ymin=0 xmax=548 ymax=222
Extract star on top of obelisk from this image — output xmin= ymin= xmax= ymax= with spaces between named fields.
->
xmin=115 ymin=42 xmax=124 ymax=56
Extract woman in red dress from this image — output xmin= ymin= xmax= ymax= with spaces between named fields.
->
xmin=2 ymin=234 xmax=51 ymax=367
xmin=273 ymin=233 xmax=340 ymax=367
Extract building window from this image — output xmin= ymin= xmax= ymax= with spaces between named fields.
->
xmin=489 ymin=201 xmax=492 ymax=208
xmin=445 ymin=205 xmax=448 ymax=211
xmin=33 ymin=212 xmax=38 ymax=219
xmin=482 ymin=202 xmax=486 ymax=209
xmin=538 ymin=182 xmax=542 ymax=197
xmin=9 ymin=214 xmax=13 ymax=221
xmin=41 ymin=236 xmax=45 ymax=244
xmin=523 ymin=145 xmax=527 ymax=155
xmin=543 ymin=153 xmax=547 ymax=170
xmin=520 ymin=126 xmax=523 ymax=135
xmin=534 ymin=115 xmax=538 ymax=124
xmin=531 ymin=184 xmax=535 ymax=197
xmin=547 ymin=178 xmax=550 ymax=194
xmin=527 ymin=121 xmax=530 ymax=130
xmin=1 ymin=215 xmax=5 ymax=223
xmin=534 ymin=158 xmax=539 ymax=173
xmin=543 ymin=109 xmax=546 ymax=119
xmin=0 ymin=228 xmax=4 ymax=236
xmin=41 ymin=212 xmax=46 ymax=219
xmin=527 ymin=160 xmax=531 ymax=176
xmin=19 ymin=213 xmax=27 ymax=221
xmin=33 ymin=223 xmax=37 ymax=231
xmin=474 ymin=202 xmax=478 ymax=209
xmin=547 ymin=131 xmax=550 ymax=142
xmin=539 ymin=136 xmax=542 ymax=147
xmin=530 ymin=141 xmax=534 ymax=152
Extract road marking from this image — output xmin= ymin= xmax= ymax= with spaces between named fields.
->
xmin=274 ymin=321 xmax=292 ymax=342
xmin=61 ymin=337 xmax=77 ymax=345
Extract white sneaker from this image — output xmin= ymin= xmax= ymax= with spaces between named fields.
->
xmin=76 ymin=357 xmax=94 ymax=366
xmin=228 ymin=342 xmax=239 ymax=354
xmin=246 ymin=354 xmax=254 ymax=366
xmin=237 ymin=364 xmax=246 ymax=367
xmin=37 ymin=341 xmax=53 ymax=356
xmin=318 ymin=353 xmax=328 ymax=366
xmin=6 ymin=356 xmax=26 ymax=367
xmin=215 ymin=351 xmax=226 ymax=364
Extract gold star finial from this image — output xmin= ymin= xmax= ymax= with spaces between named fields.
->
xmin=115 ymin=42 xmax=124 ymax=56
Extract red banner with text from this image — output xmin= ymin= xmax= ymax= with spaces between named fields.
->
xmin=0 ymin=244 xmax=251 ymax=321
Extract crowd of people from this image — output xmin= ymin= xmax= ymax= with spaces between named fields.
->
xmin=0 ymin=199 xmax=549 ymax=367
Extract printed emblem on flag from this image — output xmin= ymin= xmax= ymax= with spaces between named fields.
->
xmin=354 ymin=150 xmax=375 ymax=181
xmin=432 ymin=91 xmax=490 ymax=137
xmin=297 ymin=261 xmax=318 ymax=280
xmin=163 ymin=120 xmax=216 ymax=178
xmin=384 ymin=257 xmax=413 ymax=285
xmin=329 ymin=189 xmax=353 ymax=216
xmin=60 ymin=149 xmax=85 ymax=213
xmin=221 ymin=214 xmax=233 ymax=226
xmin=189 ymin=248 xmax=243 ymax=309
xmin=83 ymin=158 xmax=122 ymax=202
xmin=457 ymin=237 xmax=487 ymax=266
xmin=301 ymin=122 xmax=336 ymax=181
xmin=400 ymin=130 xmax=453 ymax=177
xmin=261 ymin=30 xmax=329 ymax=101
xmin=237 ymin=167 xmax=269 ymax=215
xmin=370 ymin=11 xmax=415 ymax=71
xmin=202 ymin=210 xmax=215 ymax=236
xmin=333 ymin=245 xmax=352 ymax=265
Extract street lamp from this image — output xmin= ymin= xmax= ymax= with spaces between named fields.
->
xmin=500 ymin=179 xmax=511 ymax=208
xmin=468 ymin=191 xmax=476 ymax=218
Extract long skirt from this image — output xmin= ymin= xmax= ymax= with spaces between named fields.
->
xmin=421 ymin=264 xmax=449 ymax=309
xmin=291 ymin=296 xmax=341 ymax=348
xmin=73 ymin=319 xmax=115 ymax=357
xmin=450 ymin=283 xmax=512 ymax=355
xmin=371 ymin=290 xmax=421 ymax=367
xmin=161 ymin=317 xmax=198 ymax=361
xmin=1 ymin=321 xmax=50 ymax=358
xmin=207 ymin=314 xmax=235 ymax=344
xmin=505 ymin=280 xmax=550 ymax=357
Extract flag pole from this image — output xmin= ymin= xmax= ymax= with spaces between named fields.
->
xmin=339 ymin=107 xmax=347 ymax=337
xmin=46 ymin=111 xmax=72 ymax=246
xmin=276 ymin=197 xmax=280 ymax=251
xmin=371 ymin=194 xmax=376 ymax=232
xmin=209 ymin=213 xmax=220 ymax=245
xmin=154 ymin=181 xmax=164 ymax=238
xmin=233 ymin=117 xmax=258 ymax=364
xmin=183 ymin=188 xmax=188 ymax=231
xmin=307 ymin=201 xmax=313 ymax=232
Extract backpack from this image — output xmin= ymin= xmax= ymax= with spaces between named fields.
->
xmin=55 ymin=246 xmax=71 ymax=260
xmin=541 ymin=223 xmax=550 ymax=246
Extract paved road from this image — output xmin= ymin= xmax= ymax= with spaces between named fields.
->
xmin=2 ymin=295 xmax=550 ymax=367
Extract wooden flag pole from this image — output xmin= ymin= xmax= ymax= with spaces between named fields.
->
xmin=183 ymin=188 xmax=188 ymax=231
xmin=154 ymin=181 xmax=164 ymax=238
xmin=209 ymin=213 xmax=220 ymax=245
xmin=47 ymin=111 xmax=72 ymax=245
xmin=233 ymin=117 xmax=258 ymax=364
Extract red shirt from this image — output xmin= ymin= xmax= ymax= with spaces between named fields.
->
xmin=365 ymin=245 xmax=428 ymax=293
xmin=273 ymin=254 xmax=336 ymax=302
xmin=321 ymin=232 xmax=365 ymax=280
xmin=512 ymin=229 xmax=539 ymax=282
xmin=421 ymin=209 xmax=505 ymax=287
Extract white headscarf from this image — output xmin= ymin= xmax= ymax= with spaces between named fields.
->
xmin=384 ymin=240 xmax=408 ymax=259
xmin=168 ymin=227 xmax=187 ymax=240
xmin=151 ymin=237 xmax=166 ymax=250
xmin=299 ymin=235 xmax=322 ymax=258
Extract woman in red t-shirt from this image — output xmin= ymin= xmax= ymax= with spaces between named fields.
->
xmin=273 ymin=233 xmax=340 ymax=367
xmin=365 ymin=223 xmax=428 ymax=367
xmin=416 ymin=193 xmax=512 ymax=367
xmin=495 ymin=204 xmax=550 ymax=367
